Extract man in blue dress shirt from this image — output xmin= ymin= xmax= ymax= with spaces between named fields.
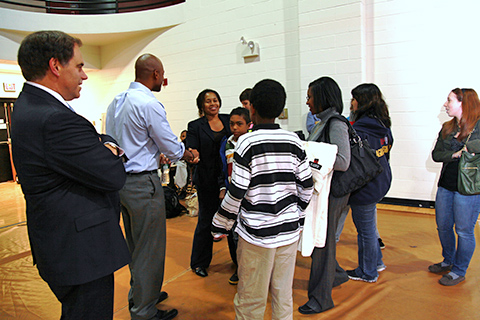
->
xmin=106 ymin=53 xmax=198 ymax=320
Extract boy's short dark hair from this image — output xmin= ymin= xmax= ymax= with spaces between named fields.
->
xmin=239 ymin=88 xmax=252 ymax=102
xmin=250 ymin=79 xmax=286 ymax=119
xmin=230 ymin=107 xmax=251 ymax=123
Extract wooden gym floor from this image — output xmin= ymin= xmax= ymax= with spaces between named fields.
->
xmin=1 ymin=181 xmax=480 ymax=319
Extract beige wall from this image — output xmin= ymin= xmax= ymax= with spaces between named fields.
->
xmin=2 ymin=0 xmax=480 ymax=201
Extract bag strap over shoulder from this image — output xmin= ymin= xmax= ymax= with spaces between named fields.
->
xmin=462 ymin=119 xmax=480 ymax=145
xmin=465 ymin=131 xmax=473 ymax=144
xmin=319 ymin=114 xmax=359 ymax=143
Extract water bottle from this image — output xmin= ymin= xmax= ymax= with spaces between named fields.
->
xmin=162 ymin=164 xmax=170 ymax=186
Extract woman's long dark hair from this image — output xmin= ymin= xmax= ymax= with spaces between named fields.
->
xmin=442 ymin=88 xmax=480 ymax=140
xmin=309 ymin=77 xmax=343 ymax=114
xmin=351 ymin=83 xmax=391 ymax=128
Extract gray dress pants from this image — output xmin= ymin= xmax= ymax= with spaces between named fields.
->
xmin=120 ymin=172 xmax=166 ymax=320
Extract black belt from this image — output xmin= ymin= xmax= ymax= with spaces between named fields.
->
xmin=126 ymin=170 xmax=158 ymax=175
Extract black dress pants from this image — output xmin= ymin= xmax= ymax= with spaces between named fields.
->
xmin=306 ymin=193 xmax=349 ymax=311
xmin=191 ymin=184 xmax=238 ymax=269
xmin=190 ymin=185 xmax=220 ymax=268
xmin=48 ymin=273 xmax=114 ymax=320
xmin=227 ymin=227 xmax=238 ymax=266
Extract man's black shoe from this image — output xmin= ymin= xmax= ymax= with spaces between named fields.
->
xmin=157 ymin=291 xmax=168 ymax=304
xmin=155 ymin=309 xmax=178 ymax=320
xmin=298 ymin=304 xmax=320 ymax=314
xmin=298 ymin=302 xmax=333 ymax=315
xmin=131 ymin=291 xmax=170 ymax=310
xmin=194 ymin=267 xmax=208 ymax=277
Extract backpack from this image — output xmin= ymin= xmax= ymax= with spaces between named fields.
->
xmin=319 ymin=115 xmax=383 ymax=197
xmin=163 ymin=186 xmax=187 ymax=218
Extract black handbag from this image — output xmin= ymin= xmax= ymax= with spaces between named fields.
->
xmin=458 ymin=132 xmax=480 ymax=195
xmin=320 ymin=115 xmax=383 ymax=198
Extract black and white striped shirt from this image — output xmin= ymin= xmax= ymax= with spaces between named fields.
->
xmin=212 ymin=123 xmax=314 ymax=248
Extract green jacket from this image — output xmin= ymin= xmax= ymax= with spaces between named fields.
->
xmin=432 ymin=120 xmax=480 ymax=164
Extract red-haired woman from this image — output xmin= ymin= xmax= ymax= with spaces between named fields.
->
xmin=431 ymin=88 xmax=480 ymax=286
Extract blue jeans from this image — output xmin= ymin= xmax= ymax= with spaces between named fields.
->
xmin=435 ymin=187 xmax=480 ymax=276
xmin=351 ymin=203 xmax=383 ymax=280
xmin=335 ymin=205 xmax=381 ymax=242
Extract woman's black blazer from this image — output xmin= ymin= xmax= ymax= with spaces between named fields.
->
xmin=186 ymin=114 xmax=231 ymax=191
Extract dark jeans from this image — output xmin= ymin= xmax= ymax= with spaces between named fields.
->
xmin=351 ymin=202 xmax=383 ymax=280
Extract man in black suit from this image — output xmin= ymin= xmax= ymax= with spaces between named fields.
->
xmin=11 ymin=30 xmax=131 ymax=320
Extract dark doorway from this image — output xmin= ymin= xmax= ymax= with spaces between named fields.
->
xmin=0 ymin=99 xmax=15 ymax=182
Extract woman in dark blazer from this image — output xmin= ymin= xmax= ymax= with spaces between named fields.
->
xmin=186 ymin=89 xmax=231 ymax=277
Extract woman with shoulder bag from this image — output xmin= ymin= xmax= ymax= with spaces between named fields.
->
xmin=346 ymin=83 xmax=393 ymax=283
xmin=430 ymin=88 xmax=480 ymax=286
xmin=299 ymin=77 xmax=351 ymax=315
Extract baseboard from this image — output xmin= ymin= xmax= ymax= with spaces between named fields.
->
xmin=379 ymin=197 xmax=435 ymax=209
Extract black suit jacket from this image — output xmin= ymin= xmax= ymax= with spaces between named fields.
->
xmin=11 ymin=83 xmax=131 ymax=286
xmin=186 ymin=114 xmax=231 ymax=191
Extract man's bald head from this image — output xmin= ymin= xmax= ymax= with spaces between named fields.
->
xmin=135 ymin=54 xmax=164 ymax=92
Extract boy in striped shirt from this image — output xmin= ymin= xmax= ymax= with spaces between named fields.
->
xmin=212 ymin=79 xmax=314 ymax=320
